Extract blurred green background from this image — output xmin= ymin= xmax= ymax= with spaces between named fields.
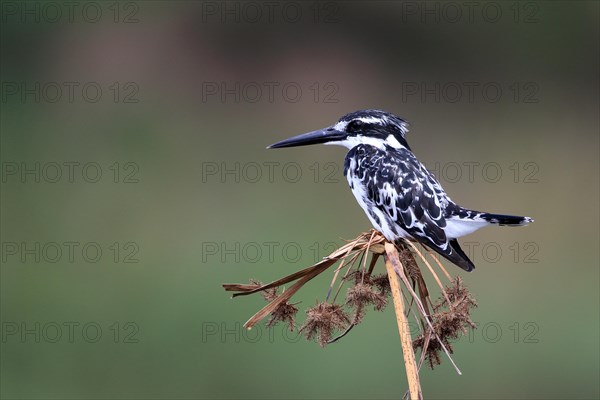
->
xmin=1 ymin=1 xmax=598 ymax=399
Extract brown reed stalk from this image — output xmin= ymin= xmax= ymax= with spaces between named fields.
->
xmin=384 ymin=242 xmax=422 ymax=400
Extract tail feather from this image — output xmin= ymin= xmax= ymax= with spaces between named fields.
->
xmin=444 ymin=239 xmax=475 ymax=272
xmin=478 ymin=213 xmax=533 ymax=226
xmin=403 ymin=210 xmax=533 ymax=272
xmin=414 ymin=238 xmax=475 ymax=272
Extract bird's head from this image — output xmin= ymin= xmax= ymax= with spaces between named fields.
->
xmin=268 ymin=109 xmax=411 ymax=151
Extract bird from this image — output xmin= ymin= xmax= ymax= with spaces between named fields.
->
xmin=268 ymin=109 xmax=533 ymax=272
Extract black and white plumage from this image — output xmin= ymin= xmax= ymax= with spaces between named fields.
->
xmin=268 ymin=109 xmax=533 ymax=271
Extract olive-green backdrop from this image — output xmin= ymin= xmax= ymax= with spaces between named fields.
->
xmin=1 ymin=1 xmax=598 ymax=399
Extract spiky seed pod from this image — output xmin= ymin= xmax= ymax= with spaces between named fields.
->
xmin=251 ymin=279 xmax=299 ymax=331
xmin=346 ymin=277 xmax=388 ymax=324
xmin=266 ymin=302 xmax=298 ymax=331
xmin=299 ymin=302 xmax=350 ymax=347
xmin=413 ymin=276 xmax=477 ymax=369
xmin=371 ymin=273 xmax=392 ymax=296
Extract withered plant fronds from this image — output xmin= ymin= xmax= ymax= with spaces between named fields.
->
xmin=249 ymin=279 xmax=299 ymax=331
xmin=223 ymin=230 xmax=478 ymax=400
xmin=223 ymin=231 xmax=386 ymax=330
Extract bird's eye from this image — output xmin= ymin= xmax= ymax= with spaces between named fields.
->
xmin=348 ymin=120 xmax=364 ymax=131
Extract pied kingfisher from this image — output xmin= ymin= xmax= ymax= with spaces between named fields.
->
xmin=268 ymin=109 xmax=533 ymax=271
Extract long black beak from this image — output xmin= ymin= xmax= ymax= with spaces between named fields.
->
xmin=267 ymin=127 xmax=345 ymax=149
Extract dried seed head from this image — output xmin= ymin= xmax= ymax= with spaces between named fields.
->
xmin=250 ymin=279 xmax=279 ymax=302
xmin=398 ymin=247 xmax=421 ymax=281
xmin=413 ymin=276 xmax=477 ymax=369
xmin=299 ymin=302 xmax=350 ymax=347
xmin=251 ymin=279 xmax=298 ymax=331
xmin=266 ymin=302 xmax=298 ymax=331
xmin=371 ymin=273 xmax=392 ymax=296
xmin=346 ymin=273 xmax=388 ymax=324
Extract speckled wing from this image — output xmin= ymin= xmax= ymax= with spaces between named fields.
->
xmin=346 ymin=144 xmax=475 ymax=271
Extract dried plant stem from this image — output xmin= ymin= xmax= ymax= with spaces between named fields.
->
xmin=328 ymin=251 xmax=361 ymax=302
xmin=416 ymin=330 xmax=433 ymax=371
xmin=425 ymin=249 xmax=453 ymax=282
xmin=405 ymin=240 xmax=451 ymax=306
xmin=384 ymin=243 xmax=422 ymax=400
xmin=367 ymin=253 xmax=380 ymax=275
xmin=387 ymin=243 xmax=463 ymax=376
xmin=361 ymin=230 xmax=378 ymax=276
